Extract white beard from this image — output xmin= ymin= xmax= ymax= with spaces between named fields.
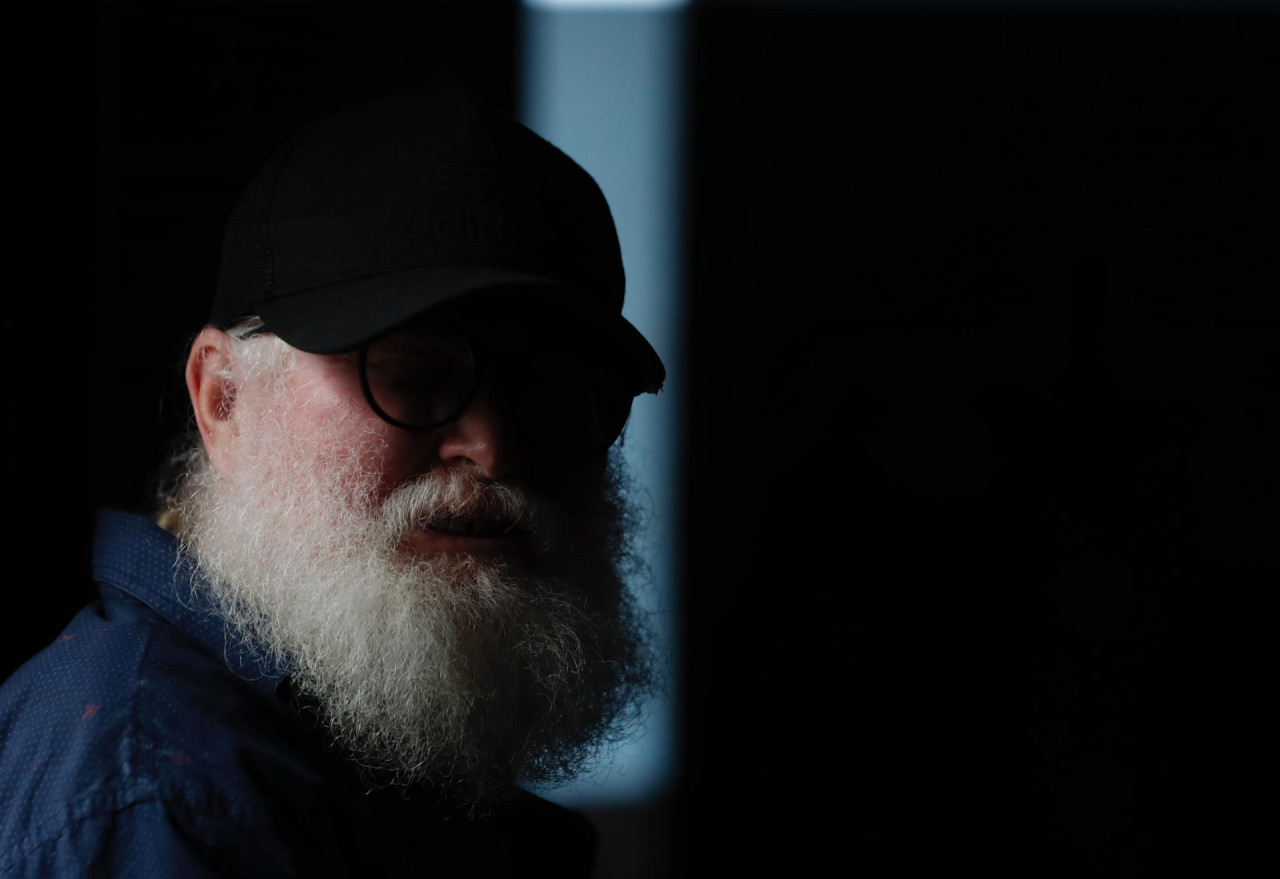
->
xmin=167 ymin=372 xmax=652 ymax=804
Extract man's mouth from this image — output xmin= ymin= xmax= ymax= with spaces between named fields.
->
xmin=421 ymin=514 xmax=522 ymax=540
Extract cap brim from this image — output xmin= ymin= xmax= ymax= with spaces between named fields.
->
xmin=255 ymin=266 xmax=665 ymax=393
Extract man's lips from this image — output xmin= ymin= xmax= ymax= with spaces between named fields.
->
xmin=425 ymin=514 xmax=522 ymax=539
xmin=401 ymin=514 xmax=529 ymax=556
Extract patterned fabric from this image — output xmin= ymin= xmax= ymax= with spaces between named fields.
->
xmin=0 ymin=510 xmax=595 ymax=878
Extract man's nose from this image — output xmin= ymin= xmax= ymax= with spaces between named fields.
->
xmin=433 ymin=384 xmax=521 ymax=479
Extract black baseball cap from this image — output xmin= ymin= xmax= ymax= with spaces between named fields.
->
xmin=210 ymin=86 xmax=664 ymax=393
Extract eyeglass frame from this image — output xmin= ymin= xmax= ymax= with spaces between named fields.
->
xmin=355 ymin=322 xmax=641 ymax=461
xmin=232 ymin=319 xmax=642 ymax=460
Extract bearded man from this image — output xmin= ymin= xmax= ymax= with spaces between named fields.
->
xmin=0 ymin=88 xmax=663 ymax=877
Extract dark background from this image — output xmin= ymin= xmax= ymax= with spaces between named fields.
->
xmin=13 ymin=1 xmax=1271 ymax=875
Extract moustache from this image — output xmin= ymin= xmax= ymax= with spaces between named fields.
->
xmin=377 ymin=470 xmax=568 ymax=553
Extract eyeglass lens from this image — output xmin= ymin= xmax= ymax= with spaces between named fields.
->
xmin=360 ymin=326 xmax=635 ymax=460
xmin=361 ymin=330 xmax=475 ymax=430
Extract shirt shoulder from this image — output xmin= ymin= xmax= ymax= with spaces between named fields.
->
xmin=0 ymin=586 xmax=327 ymax=876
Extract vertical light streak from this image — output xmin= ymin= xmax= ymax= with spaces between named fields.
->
xmin=519 ymin=1 xmax=687 ymax=805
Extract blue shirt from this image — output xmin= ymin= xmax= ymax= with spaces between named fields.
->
xmin=0 ymin=511 xmax=595 ymax=877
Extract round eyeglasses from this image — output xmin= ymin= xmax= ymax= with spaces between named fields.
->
xmin=357 ymin=323 xmax=639 ymax=461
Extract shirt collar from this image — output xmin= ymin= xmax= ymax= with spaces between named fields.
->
xmin=92 ymin=509 xmax=287 ymax=698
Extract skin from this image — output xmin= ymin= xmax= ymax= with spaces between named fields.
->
xmin=186 ymin=322 xmax=608 ymax=560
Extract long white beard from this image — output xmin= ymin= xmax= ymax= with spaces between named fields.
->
xmin=167 ymin=382 xmax=652 ymax=803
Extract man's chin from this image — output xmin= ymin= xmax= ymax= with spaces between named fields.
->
xmin=285 ymin=570 xmax=623 ymax=800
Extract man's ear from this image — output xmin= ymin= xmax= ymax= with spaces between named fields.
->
xmin=186 ymin=327 xmax=239 ymax=476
